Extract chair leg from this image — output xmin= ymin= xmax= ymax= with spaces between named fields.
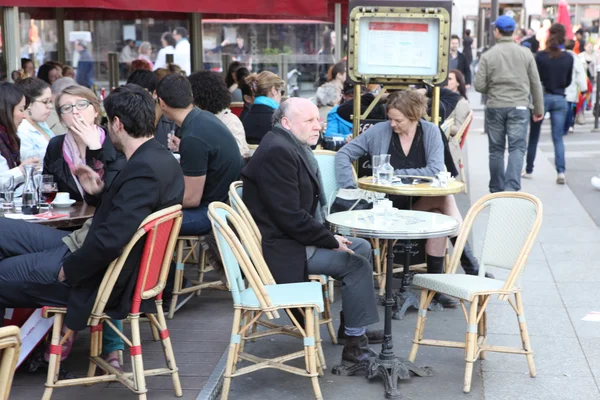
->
xmin=195 ymin=247 xmax=206 ymax=297
xmin=321 ymin=283 xmax=337 ymax=345
xmin=154 ymin=301 xmax=183 ymax=396
xmin=314 ymin=310 xmax=326 ymax=373
xmin=221 ymin=308 xmax=242 ymax=400
xmin=515 ymin=291 xmax=536 ymax=377
xmin=328 ymin=278 xmax=335 ymax=304
xmin=42 ymin=313 xmax=64 ymax=400
xmin=169 ymin=239 xmax=185 ymax=319
xmin=408 ymin=289 xmax=432 ymax=362
xmin=149 ymin=317 xmax=160 ymax=342
xmin=464 ymin=297 xmax=479 ymax=393
xmin=304 ymin=307 xmax=323 ymax=400
xmin=478 ymin=296 xmax=488 ymax=360
xmin=378 ymin=241 xmax=387 ymax=297
xmin=87 ymin=322 xmax=102 ymax=378
xmin=129 ymin=315 xmax=148 ymax=398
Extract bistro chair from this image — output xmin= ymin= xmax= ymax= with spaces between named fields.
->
xmin=0 ymin=326 xmax=20 ymax=400
xmin=229 ymin=102 xmax=244 ymax=118
xmin=228 ymin=181 xmax=337 ymax=345
xmin=450 ymin=111 xmax=473 ymax=194
xmin=208 ymin=203 xmax=324 ymax=400
xmin=168 ymin=233 xmax=225 ymax=319
xmin=408 ymin=193 xmax=543 ymax=393
xmin=42 ymin=205 xmax=184 ymax=400
xmin=440 ymin=117 xmax=455 ymax=138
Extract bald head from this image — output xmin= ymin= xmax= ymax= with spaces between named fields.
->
xmin=274 ymin=98 xmax=321 ymax=145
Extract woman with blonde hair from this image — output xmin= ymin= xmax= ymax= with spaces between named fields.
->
xmin=43 ymin=85 xmax=125 ymax=202
xmin=241 ymin=71 xmax=285 ymax=144
xmin=137 ymin=41 xmax=154 ymax=69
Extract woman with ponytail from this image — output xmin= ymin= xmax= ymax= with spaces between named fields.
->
xmin=241 ymin=71 xmax=285 ymax=145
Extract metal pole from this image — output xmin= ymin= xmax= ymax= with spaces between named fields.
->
xmin=3 ymin=7 xmax=20 ymax=80
xmin=431 ymin=86 xmax=441 ymax=126
xmin=221 ymin=53 xmax=232 ymax=78
xmin=280 ymin=54 xmax=289 ymax=89
xmin=108 ymin=52 xmax=119 ymax=90
xmin=190 ymin=13 xmax=203 ymax=73
xmin=335 ymin=3 xmax=343 ymax=61
xmin=55 ymin=8 xmax=66 ymax=65
xmin=594 ymin=70 xmax=600 ymax=131
xmin=490 ymin=0 xmax=499 ymax=46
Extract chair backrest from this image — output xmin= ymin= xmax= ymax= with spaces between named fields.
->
xmin=440 ymin=117 xmax=455 ymax=137
xmin=0 ymin=326 xmax=20 ymax=400
xmin=448 ymin=193 xmax=542 ymax=291
xmin=454 ymin=111 xmax=473 ymax=150
xmin=229 ymin=102 xmax=244 ymax=118
xmin=208 ymin=202 xmax=279 ymax=318
xmin=229 ymin=181 xmax=262 ymax=244
xmin=91 ymin=205 xmax=183 ymax=316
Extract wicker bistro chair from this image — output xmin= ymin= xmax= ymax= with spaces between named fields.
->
xmin=228 ymin=181 xmax=337 ymax=345
xmin=42 ymin=205 xmax=184 ymax=400
xmin=208 ymin=203 xmax=324 ymax=400
xmin=449 ymin=111 xmax=473 ymax=194
xmin=0 ymin=326 xmax=20 ymax=400
xmin=407 ymin=193 xmax=543 ymax=393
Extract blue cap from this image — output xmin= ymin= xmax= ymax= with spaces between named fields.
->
xmin=495 ymin=15 xmax=516 ymax=31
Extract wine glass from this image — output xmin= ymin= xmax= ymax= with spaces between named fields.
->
xmin=40 ymin=176 xmax=58 ymax=216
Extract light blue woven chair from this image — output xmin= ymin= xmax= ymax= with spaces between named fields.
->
xmin=408 ymin=192 xmax=543 ymax=393
xmin=208 ymin=203 xmax=324 ymax=400
xmin=228 ymin=181 xmax=337 ymax=345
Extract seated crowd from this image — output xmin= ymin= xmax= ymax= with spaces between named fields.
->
xmin=0 ymin=59 xmax=477 ymax=375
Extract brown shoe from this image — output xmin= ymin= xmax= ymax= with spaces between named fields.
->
xmin=341 ymin=334 xmax=377 ymax=363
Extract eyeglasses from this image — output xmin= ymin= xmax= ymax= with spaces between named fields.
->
xmin=59 ymin=100 xmax=91 ymax=114
xmin=34 ymin=99 xmax=54 ymax=108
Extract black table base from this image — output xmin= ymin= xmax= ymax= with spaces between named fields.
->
xmin=331 ymin=238 xmax=433 ymax=398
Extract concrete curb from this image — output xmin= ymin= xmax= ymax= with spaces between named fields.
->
xmin=196 ymin=349 xmax=228 ymax=400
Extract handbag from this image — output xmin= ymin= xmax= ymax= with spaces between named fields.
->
xmin=330 ymin=188 xmax=381 ymax=214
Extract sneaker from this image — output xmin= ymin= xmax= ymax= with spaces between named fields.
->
xmin=569 ymin=127 xmax=574 ymax=133
xmin=557 ymin=173 xmax=566 ymax=185
xmin=521 ymin=171 xmax=533 ymax=179
xmin=591 ymin=176 xmax=600 ymax=190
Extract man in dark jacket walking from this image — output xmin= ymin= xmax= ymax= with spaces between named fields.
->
xmin=241 ymin=97 xmax=382 ymax=363
xmin=450 ymin=35 xmax=472 ymax=86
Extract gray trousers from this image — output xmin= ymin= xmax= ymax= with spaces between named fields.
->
xmin=486 ymin=107 xmax=529 ymax=193
xmin=307 ymin=237 xmax=379 ymax=328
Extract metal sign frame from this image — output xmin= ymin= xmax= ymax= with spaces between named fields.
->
xmin=347 ymin=6 xmax=451 ymax=85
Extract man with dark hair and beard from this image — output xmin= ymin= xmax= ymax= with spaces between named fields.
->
xmin=0 ymin=84 xmax=184 ymax=338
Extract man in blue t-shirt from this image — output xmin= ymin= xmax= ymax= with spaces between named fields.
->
xmin=157 ymin=74 xmax=243 ymax=235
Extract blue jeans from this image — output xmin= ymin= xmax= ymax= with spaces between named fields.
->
xmin=526 ymin=94 xmax=567 ymax=174
xmin=180 ymin=205 xmax=211 ymax=236
xmin=564 ymin=102 xmax=576 ymax=134
xmin=486 ymin=107 xmax=529 ymax=192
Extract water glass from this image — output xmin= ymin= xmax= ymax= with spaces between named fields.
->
xmin=372 ymin=155 xmax=383 ymax=183
xmin=0 ymin=190 xmax=14 ymax=210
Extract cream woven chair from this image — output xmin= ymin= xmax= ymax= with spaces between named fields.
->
xmin=0 ymin=326 xmax=20 ymax=400
xmin=228 ymin=181 xmax=337 ymax=345
xmin=208 ymin=203 xmax=324 ymax=400
xmin=408 ymin=192 xmax=543 ymax=393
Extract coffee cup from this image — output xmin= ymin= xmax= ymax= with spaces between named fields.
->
xmin=55 ymin=192 xmax=70 ymax=203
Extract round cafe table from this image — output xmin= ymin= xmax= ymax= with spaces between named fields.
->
xmin=327 ymin=209 xmax=459 ymax=399
xmin=358 ymin=175 xmax=465 ymax=320
xmin=0 ymin=202 xmax=95 ymax=229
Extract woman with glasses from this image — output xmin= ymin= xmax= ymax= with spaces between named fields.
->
xmin=16 ymin=78 xmax=55 ymax=161
xmin=242 ymin=71 xmax=285 ymax=144
xmin=42 ymin=85 xmax=126 ymax=202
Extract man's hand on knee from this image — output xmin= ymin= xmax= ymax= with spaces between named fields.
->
xmin=334 ymin=235 xmax=354 ymax=254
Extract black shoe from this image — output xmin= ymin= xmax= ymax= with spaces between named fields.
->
xmin=341 ymin=334 xmax=377 ymax=363
xmin=449 ymin=237 xmax=481 ymax=276
xmin=433 ymin=293 xmax=458 ymax=308
xmin=336 ymin=311 xmax=384 ymax=345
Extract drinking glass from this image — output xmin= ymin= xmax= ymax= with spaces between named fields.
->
xmin=0 ymin=176 xmax=14 ymax=210
xmin=40 ymin=176 xmax=58 ymax=215
xmin=372 ymin=155 xmax=383 ymax=183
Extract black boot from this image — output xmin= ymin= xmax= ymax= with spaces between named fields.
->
xmin=449 ymin=237 xmax=495 ymax=279
xmin=337 ymin=311 xmax=384 ymax=345
xmin=427 ymin=255 xmax=458 ymax=308
xmin=341 ymin=334 xmax=377 ymax=363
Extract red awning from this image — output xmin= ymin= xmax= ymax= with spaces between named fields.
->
xmin=1 ymin=0 xmax=329 ymax=18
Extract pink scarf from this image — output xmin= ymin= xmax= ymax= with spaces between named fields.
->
xmin=62 ymin=126 xmax=106 ymax=199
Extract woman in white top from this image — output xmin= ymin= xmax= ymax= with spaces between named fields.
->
xmin=153 ymin=32 xmax=176 ymax=71
xmin=16 ymin=77 xmax=55 ymax=161
xmin=188 ymin=71 xmax=250 ymax=157
xmin=0 ymin=82 xmax=40 ymax=185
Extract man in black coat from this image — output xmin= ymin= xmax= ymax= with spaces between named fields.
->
xmin=241 ymin=98 xmax=381 ymax=363
xmin=450 ymin=35 xmax=472 ymax=86
xmin=0 ymin=85 xmax=184 ymax=334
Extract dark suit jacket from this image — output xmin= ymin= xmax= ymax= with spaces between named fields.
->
xmin=61 ymin=139 xmax=184 ymax=330
xmin=454 ymin=52 xmax=472 ymax=85
xmin=242 ymin=104 xmax=275 ymax=145
xmin=43 ymin=133 xmax=126 ymax=204
xmin=241 ymin=127 xmax=339 ymax=284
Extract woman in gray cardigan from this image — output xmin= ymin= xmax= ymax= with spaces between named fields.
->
xmin=335 ymin=91 xmax=489 ymax=307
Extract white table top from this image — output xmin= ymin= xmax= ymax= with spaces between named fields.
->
xmin=326 ymin=209 xmax=459 ymax=240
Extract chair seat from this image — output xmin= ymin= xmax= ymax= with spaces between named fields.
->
xmin=239 ymin=282 xmax=324 ymax=312
xmin=412 ymin=274 xmax=511 ymax=301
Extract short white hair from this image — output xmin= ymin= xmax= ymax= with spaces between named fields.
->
xmin=316 ymin=83 xmax=340 ymax=107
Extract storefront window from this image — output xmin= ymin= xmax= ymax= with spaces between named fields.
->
xmin=18 ymin=12 xmax=58 ymax=72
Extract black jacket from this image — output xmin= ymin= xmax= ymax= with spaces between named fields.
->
xmin=62 ymin=139 xmax=184 ymax=330
xmin=241 ymin=127 xmax=339 ymax=284
xmin=242 ymin=104 xmax=275 ymax=145
xmin=43 ymin=133 xmax=126 ymax=203
xmin=337 ymin=93 xmax=387 ymax=123
xmin=452 ymin=52 xmax=472 ymax=85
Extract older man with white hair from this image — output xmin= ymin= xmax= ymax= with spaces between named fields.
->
xmin=241 ymin=98 xmax=382 ymax=364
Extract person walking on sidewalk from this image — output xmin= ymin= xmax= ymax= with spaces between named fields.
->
xmin=525 ymin=24 xmax=573 ymax=185
xmin=475 ymin=15 xmax=544 ymax=193
xmin=449 ymin=35 xmax=471 ymax=87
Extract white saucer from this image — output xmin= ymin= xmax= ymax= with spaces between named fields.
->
xmin=52 ymin=199 xmax=76 ymax=207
